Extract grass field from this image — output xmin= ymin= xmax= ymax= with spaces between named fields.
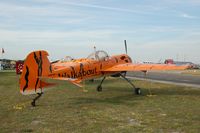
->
xmin=0 ymin=72 xmax=200 ymax=133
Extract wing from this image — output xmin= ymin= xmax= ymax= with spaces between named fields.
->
xmin=103 ymin=63 xmax=188 ymax=72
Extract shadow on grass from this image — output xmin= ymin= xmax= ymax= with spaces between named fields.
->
xmin=67 ymin=94 xmax=144 ymax=106
xmin=42 ymin=93 xmax=145 ymax=107
xmin=38 ymin=86 xmax=200 ymax=107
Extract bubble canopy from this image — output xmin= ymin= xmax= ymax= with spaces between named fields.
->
xmin=87 ymin=50 xmax=109 ymax=61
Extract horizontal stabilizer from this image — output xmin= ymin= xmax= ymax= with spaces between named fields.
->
xmin=40 ymin=77 xmax=83 ymax=88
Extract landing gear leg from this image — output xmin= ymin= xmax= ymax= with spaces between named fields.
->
xmin=31 ymin=92 xmax=43 ymax=107
xmin=97 ymin=77 xmax=106 ymax=92
xmin=120 ymin=73 xmax=141 ymax=95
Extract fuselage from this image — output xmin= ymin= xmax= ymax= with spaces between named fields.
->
xmin=50 ymin=54 xmax=132 ymax=81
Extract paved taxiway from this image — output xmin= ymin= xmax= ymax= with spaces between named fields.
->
xmin=127 ymin=71 xmax=200 ymax=88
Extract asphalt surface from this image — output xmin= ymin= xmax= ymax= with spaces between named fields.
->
xmin=127 ymin=71 xmax=200 ymax=88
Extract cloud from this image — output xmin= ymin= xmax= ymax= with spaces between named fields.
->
xmin=181 ymin=13 xmax=198 ymax=19
xmin=0 ymin=29 xmax=117 ymax=43
xmin=61 ymin=2 xmax=152 ymax=15
xmin=0 ymin=0 xmax=200 ymax=63
xmin=0 ymin=2 xmax=90 ymax=19
xmin=0 ymin=1 xmax=152 ymax=16
xmin=25 ymin=0 xmax=155 ymax=15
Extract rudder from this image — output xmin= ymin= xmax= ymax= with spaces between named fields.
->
xmin=19 ymin=50 xmax=54 ymax=95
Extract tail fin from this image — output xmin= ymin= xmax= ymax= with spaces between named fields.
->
xmin=20 ymin=50 xmax=54 ymax=95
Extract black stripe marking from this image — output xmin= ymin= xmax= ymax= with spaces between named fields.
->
xmin=34 ymin=52 xmax=43 ymax=92
xmin=23 ymin=66 xmax=29 ymax=92
xmin=39 ymin=51 xmax=43 ymax=76
xmin=49 ymin=65 xmax=52 ymax=73
xmin=80 ymin=63 xmax=84 ymax=72
xmin=35 ymin=77 xmax=39 ymax=92
xmin=70 ymin=66 xmax=76 ymax=78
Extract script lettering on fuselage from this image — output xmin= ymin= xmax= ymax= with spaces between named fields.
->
xmin=58 ymin=68 xmax=98 ymax=79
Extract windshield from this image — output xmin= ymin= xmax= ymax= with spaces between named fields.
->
xmin=59 ymin=56 xmax=74 ymax=63
xmin=87 ymin=50 xmax=109 ymax=61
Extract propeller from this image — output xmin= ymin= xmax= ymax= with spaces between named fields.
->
xmin=124 ymin=40 xmax=128 ymax=77
xmin=124 ymin=40 xmax=128 ymax=54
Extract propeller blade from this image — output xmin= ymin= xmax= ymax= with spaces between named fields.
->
xmin=124 ymin=40 xmax=127 ymax=54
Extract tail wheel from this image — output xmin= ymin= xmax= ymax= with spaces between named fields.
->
xmin=97 ymin=85 xmax=102 ymax=92
xmin=31 ymin=101 xmax=36 ymax=107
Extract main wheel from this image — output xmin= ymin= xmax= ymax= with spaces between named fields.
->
xmin=97 ymin=85 xmax=102 ymax=92
xmin=135 ymin=88 xmax=141 ymax=95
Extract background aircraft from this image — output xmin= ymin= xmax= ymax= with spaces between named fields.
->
xmin=19 ymin=41 xmax=188 ymax=106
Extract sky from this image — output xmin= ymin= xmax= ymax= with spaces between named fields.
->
xmin=0 ymin=0 xmax=200 ymax=63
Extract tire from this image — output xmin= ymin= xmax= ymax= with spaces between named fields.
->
xmin=31 ymin=101 xmax=36 ymax=107
xmin=135 ymin=88 xmax=141 ymax=95
xmin=97 ymin=85 xmax=102 ymax=92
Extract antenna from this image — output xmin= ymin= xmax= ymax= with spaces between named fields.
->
xmin=94 ymin=46 xmax=96 ymax=53
xmin=124 ymin=40 xmax=127 ymax=54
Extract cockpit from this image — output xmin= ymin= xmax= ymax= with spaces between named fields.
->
xmin=87 ymin=50 xmax=109 ymax=61
xmin=58 ymin=56 xmax=74 ymax=63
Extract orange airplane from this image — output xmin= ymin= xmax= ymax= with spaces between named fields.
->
xmin=19 ymin=41 xmax=188 ymax=106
